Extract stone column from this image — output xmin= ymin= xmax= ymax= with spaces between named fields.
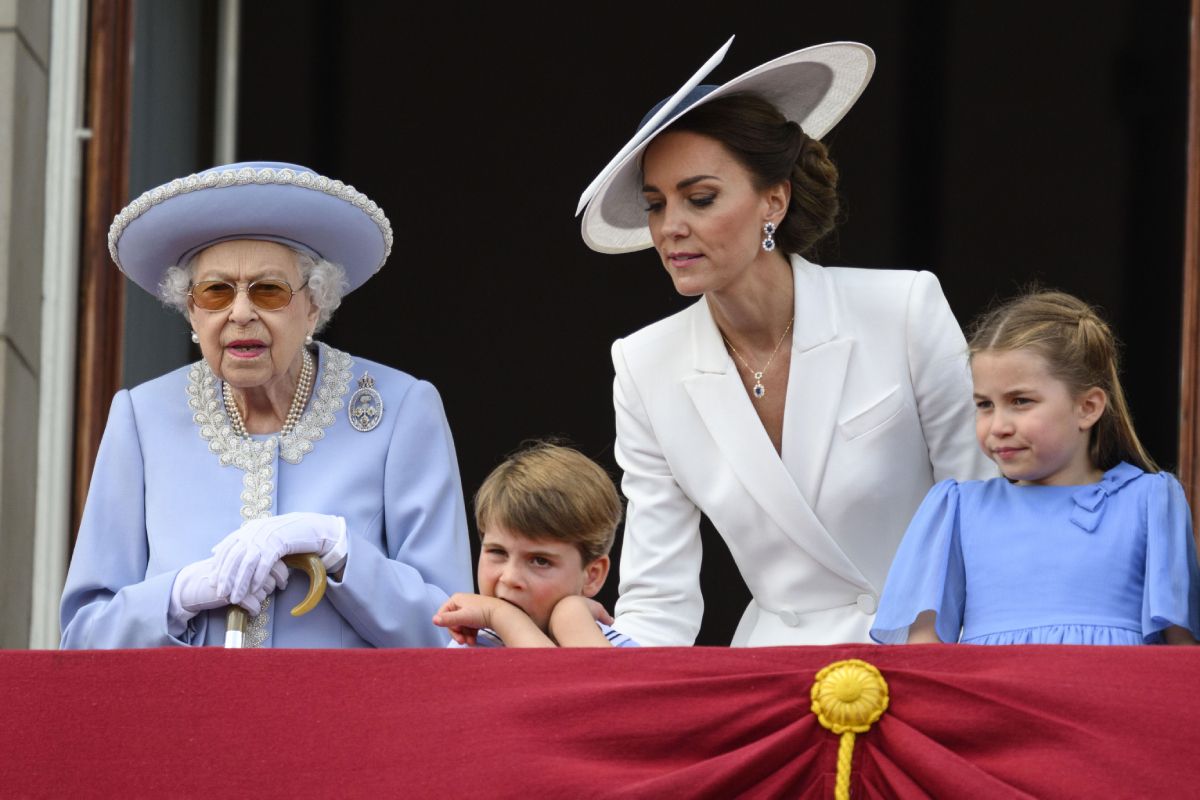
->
xmin=0 ymin=0 xmax=50 ymax=648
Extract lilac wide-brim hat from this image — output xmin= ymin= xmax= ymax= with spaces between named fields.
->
xmin=576 ymin=37 xmax=875 ymax=254
xmin=108 ymin=161 xmax=393 ymax=295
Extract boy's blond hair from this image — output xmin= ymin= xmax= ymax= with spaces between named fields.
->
xmin=474 ymin=441 xmax=623 ymax=564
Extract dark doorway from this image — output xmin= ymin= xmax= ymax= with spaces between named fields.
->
xmin=237 ymin=2 xmax=1190 ymax=644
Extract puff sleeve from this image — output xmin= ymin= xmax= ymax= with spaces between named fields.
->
xmin=871 ymin=479 xmax=966 ymax=644
xmin=1141 ymin=472 xmax=1200 ymax=642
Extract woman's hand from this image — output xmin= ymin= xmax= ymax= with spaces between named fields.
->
xmin=171 ymin=556 xmax=288 ymax=628
xmin=212 ymin=512 xmax=346 ymax=605
xmin=579 ymin=596 xmax=614 ymax=625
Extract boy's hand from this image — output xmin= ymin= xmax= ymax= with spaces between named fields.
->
xmin=433 ymin=593 xmax=557 ymax=648
xmin=433 ymin=593 xmax=506 ymax=645
xmin=580 ymin=596 xmax=614 ymax=625
xmin=549 ymin=596 xmax=615 ymax=647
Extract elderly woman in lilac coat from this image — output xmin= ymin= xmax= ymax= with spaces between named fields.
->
xmin=60 ymin=162 xmax=472 ymax=648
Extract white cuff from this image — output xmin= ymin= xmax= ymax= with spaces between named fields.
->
xmin=320 ymin=516 xmax=349 ymax=574
xmin=167 ymin=569 xmax=197 ymax=638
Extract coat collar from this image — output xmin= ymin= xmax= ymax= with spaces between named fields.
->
xmin=683 ymin=255 xmax=868 ymax=590
xmin=690 ymin=255 xmax=836 ymax=373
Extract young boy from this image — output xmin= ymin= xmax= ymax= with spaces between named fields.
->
xmin=433 ymin=442 xmax=638 ymax=647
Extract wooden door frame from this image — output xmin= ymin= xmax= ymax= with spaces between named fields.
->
xmin=72 ymin=0 xmax=133 ymax=539
xmin=1180 ymin=0 xmax=1200 ymax=533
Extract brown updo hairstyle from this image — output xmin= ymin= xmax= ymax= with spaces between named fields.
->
xmin=661 ymin=92 xmax=840 ymax=257
xmin=967 ymin=290 xmax=1157 ymax=473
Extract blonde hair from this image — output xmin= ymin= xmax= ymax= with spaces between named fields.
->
xmin=968 ymin=290 xmax=1157 ymax=473
xmin=474 ymin=441 xmax=623 ymax=564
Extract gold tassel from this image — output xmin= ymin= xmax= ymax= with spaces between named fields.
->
xmin=811 ymin=659 xmax=890 ymax=800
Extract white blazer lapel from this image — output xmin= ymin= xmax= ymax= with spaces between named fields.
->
xmin=682 ymin=291 xmax=868 ymax=589
xmin=783 ymin=257 xmax=853 ymax=507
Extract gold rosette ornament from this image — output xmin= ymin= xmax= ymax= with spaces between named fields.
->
xmin=811 ymin=659 xmax=890 ymax=800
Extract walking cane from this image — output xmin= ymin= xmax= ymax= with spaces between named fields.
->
xmin=225 ymin=553 xmax=327 ymax=648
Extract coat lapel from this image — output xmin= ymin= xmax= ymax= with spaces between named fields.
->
xmin=782 ymin=258 xmax=852 ymax=507
xmin=682 ymin=261 xmax=868 ymax=588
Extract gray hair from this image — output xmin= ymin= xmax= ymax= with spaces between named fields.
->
xmin=158 ymin=246 xmax=348 ymax=332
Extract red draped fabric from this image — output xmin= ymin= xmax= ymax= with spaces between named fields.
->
xmin=2 ymin=645 xmax=1197 ymax=798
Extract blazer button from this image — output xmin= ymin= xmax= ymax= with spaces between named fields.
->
xmin=856 ymin=594 xmax=878 ymax=615
xmin=778 ymin=610 xmax=801 ymax=626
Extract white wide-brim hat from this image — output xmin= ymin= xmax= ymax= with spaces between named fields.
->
xmin=577 ymin=37 xmax=875 ymax=254
xmin=108 ymin=161 xmax=393 ymax=295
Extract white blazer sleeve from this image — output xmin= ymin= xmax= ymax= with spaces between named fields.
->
xmin=610 ymin=339 xmax=704 ymax=646
xmin=905 ymin=271 xmax=995 ymax=482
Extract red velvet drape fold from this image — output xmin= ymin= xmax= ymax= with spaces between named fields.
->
xmin=2 ymin=645 xmax=1196 ymax=798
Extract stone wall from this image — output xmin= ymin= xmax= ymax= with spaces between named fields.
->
xmin=0 ymin=0 xmax=49 ymax=647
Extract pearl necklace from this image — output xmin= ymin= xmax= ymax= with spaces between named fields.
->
xmin=722 ymin=317 xmax=794 ymax=400
xmin=222 ymin=347 xmax=315 ymax=439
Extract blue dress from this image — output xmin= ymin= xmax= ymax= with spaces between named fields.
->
xmin=60 ymin=343 xmax=473 ymax=649
xmin=871 ymin=462 xmax=1200 ymax=645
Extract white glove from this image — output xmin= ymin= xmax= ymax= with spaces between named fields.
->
xmin=168 ymin=556 xmax=288 ymax=635
xmin=211 ymin=512 xmax=347 ymax=605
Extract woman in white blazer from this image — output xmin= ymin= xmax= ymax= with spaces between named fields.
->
xmin=576 ymin=40 xmax=994 ymax=646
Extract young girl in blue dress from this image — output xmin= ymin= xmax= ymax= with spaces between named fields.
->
xmin=872 ymin=290 xmax=1200 ymax=645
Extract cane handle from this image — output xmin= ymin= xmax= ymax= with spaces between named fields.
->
xmin=282 ymin=552 xmax=327 ymax=616
xmin=223 ymin=553 xmax=328 ymax=647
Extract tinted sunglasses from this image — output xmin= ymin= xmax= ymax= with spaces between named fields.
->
xmin=188 ymin=278 xmax=307 ymax=311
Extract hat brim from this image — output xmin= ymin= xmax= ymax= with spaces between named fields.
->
xmin=109 ymin=162 xmax=393 ymax=296
xmin=579 ymin=41 xmax=875 ymax=254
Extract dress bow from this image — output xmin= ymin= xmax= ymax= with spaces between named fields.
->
xmin=1068 ymin=462 xmax=1143 ymax=532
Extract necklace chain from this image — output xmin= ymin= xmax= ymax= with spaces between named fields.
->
xmin=222 ymin=347 xmax=315 ymax=439
xmin=722 ymin=317 xmax=794 ymax=400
